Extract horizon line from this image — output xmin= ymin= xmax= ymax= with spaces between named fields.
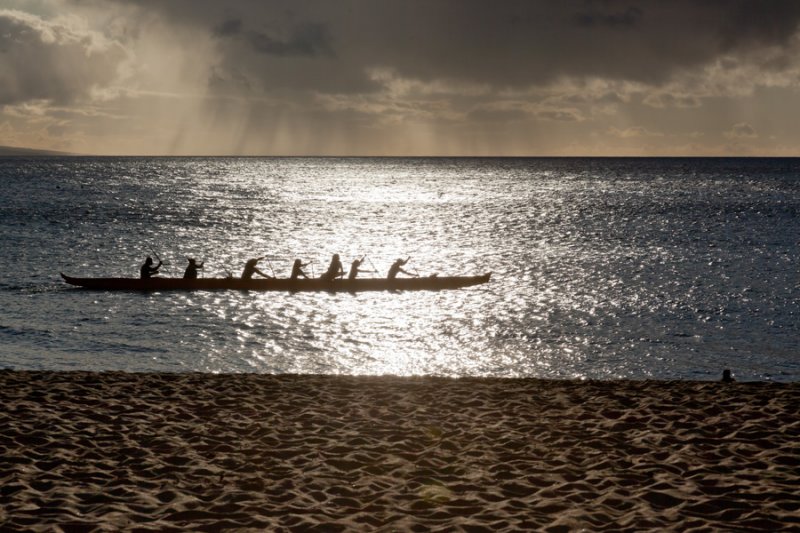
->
xmin=3 ymin=149 xmax=800 ymax=159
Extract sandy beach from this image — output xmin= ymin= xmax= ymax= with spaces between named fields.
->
xmin=1 ymin=371 xmax=798 ymax=531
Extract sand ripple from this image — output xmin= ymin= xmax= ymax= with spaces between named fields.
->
xmin=1 ymin=371 xmax=798 ymax=531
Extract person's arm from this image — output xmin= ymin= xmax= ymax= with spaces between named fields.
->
xmin=254 ymin=267 xmax=274 ymax=279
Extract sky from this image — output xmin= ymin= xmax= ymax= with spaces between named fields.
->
xmin=2 ymin=0 xmax=800 ymax=156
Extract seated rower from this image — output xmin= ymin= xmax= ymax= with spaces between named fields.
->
xmin=319 ymin=253 xmax=344 ymax=281
xmin=140 ymin=256 xmax=162 ymax=279
xmin=290 ymin=258 xmax=310 ymax=280
xmin=183 ymin=258 xmax=204 ymax=279
xmin=241 ymin=257 xmax=273 ymax=280
xmin=387 ymin=257 xmax=417 ymax=280
xmin=348 ymin=256 xmax=373 ymax=280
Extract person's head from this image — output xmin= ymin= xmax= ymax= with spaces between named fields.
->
xmin=145 ymin=256 xmax=153 ymax=265
xmin=396 ymin=258 xmax=406 ymax=265
xmin=294 ymin=258 xmax=302 ymax=267
xmin=187 ymin=258 xmax=196 ymax=265
xmin=722 ymin=369 xmax=733 ymax=382
xmin=333 ymin=254 xmax=340 ymax=260
xmin=353 ymin=258 xmax=362 ymax=266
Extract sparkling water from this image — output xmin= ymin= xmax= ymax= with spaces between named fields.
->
xmin=1 ymin=157 xmax=798 ymax=380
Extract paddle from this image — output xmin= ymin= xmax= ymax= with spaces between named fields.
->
xmin=149 ymin=246 xmax=163 ymax=265
xmin=367 ymin=257 xmax=380 ymax=277
xmin=355 ymin=255 xmax=376 ymax=276
xmin=186 ymin=257 xmax=205 ymax=278
xmin=302 ymin=259 xmax=316 ymax=279
xmin=405 ymin=257 xmax=420 ymax=278
xmin=400 ymin=255 xmax=418 ymax=277
xmin=290 ymin=256 xmax=316 ymax=278
xmin=148 ymin=246 xmax=168 ymax=275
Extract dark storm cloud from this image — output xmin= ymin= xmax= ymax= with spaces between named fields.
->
xmin=214 ymin=18 xmax=333 ymax=57
xmin=102 ymin=0 xmax=800 ymax=94
xmin=717 ymin=0 xmax=800 ymax=49
xmin=213 ymin=19 xmax=242 ymax=37
xmin=246 ymin=24 xmax=333 ymax=57
xmin=6 ymin=0 xmax=800 ymax=109
xmin=8 ymin=0 xmax=800 ymax=158
xmin=573 ymin=5 xmax=644 ymax=29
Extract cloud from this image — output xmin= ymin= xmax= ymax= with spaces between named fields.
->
xmin=246 ymin=24 xmax=333 ymax=57
xmin=724 ymin=122 xmax=757 ymax=139
xmin=4 ymin=0 xmax=800 ymax=155
xmin=213 ymin=19 xmax=242 ymax=37
xmin=537 ymin=109 xmax=585 ymax=122
xmin=573 ymin=6 xmax=644 ymax=29
xmin=643 ymin=93 xmax=701 ymax=109
xmin=0 ymin=9 xmax=127 ymax=106
xmin=24 ymin=1 xmax=799 ymax=108
xmin=608 ymin=126 xmax=664 ymax=138
xmin=86 ymin=0 xmax=800 ymax=91
xmin=214 ymin=18 xmax=333 ymax=58
xmin=717 ymin=0 xmax=800 ymax=49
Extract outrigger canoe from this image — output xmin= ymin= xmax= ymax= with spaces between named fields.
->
xmin=60 ymin=272 xmax=491 ymax=292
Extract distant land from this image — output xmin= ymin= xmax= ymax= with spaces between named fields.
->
xmin=0 ymin=145 xmax=75 ymax=156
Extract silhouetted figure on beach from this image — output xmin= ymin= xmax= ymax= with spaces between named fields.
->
xmin=320 ymin=253 xmax=344 ymax=281
xmin=140 ymin=256 xmax=161 ymax=279
xmin=721 ymin=369 xmax=735 ymax=383
xmin=387 ymin=257 xmax=417 ymax=280
xmin=291 ymin=258 xmax=310 ymax=280
xmin=348 ymin=256 xmax=373 ymax=280
xmin=241 ymin=257 xmax=272 ymax=280
xmin=183 ymin=258 xmax=204 ymax=279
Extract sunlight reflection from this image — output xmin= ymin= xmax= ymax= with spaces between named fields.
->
xmin=24 ymin=157 xmax=796 ymax=380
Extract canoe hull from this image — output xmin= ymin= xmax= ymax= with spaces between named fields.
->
xmin=60 ymin=273 xmax=491 ymax=292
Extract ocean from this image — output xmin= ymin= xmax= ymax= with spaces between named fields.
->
xmin=1 ymin=157 xmax=797 ymax=380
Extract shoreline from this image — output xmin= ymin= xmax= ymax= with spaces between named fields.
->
xmin=2 ymin=371 xmax=798 ymax=530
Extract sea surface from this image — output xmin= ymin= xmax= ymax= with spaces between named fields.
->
xmin=1 ymin=157 xmax=798 ymax=381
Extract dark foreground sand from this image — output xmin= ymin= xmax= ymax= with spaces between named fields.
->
xmin=1 ymin=371 xmax=798 ymax=532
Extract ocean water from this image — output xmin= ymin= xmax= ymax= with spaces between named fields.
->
xmin=0 ymin=157 xmax=798 ymax=381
